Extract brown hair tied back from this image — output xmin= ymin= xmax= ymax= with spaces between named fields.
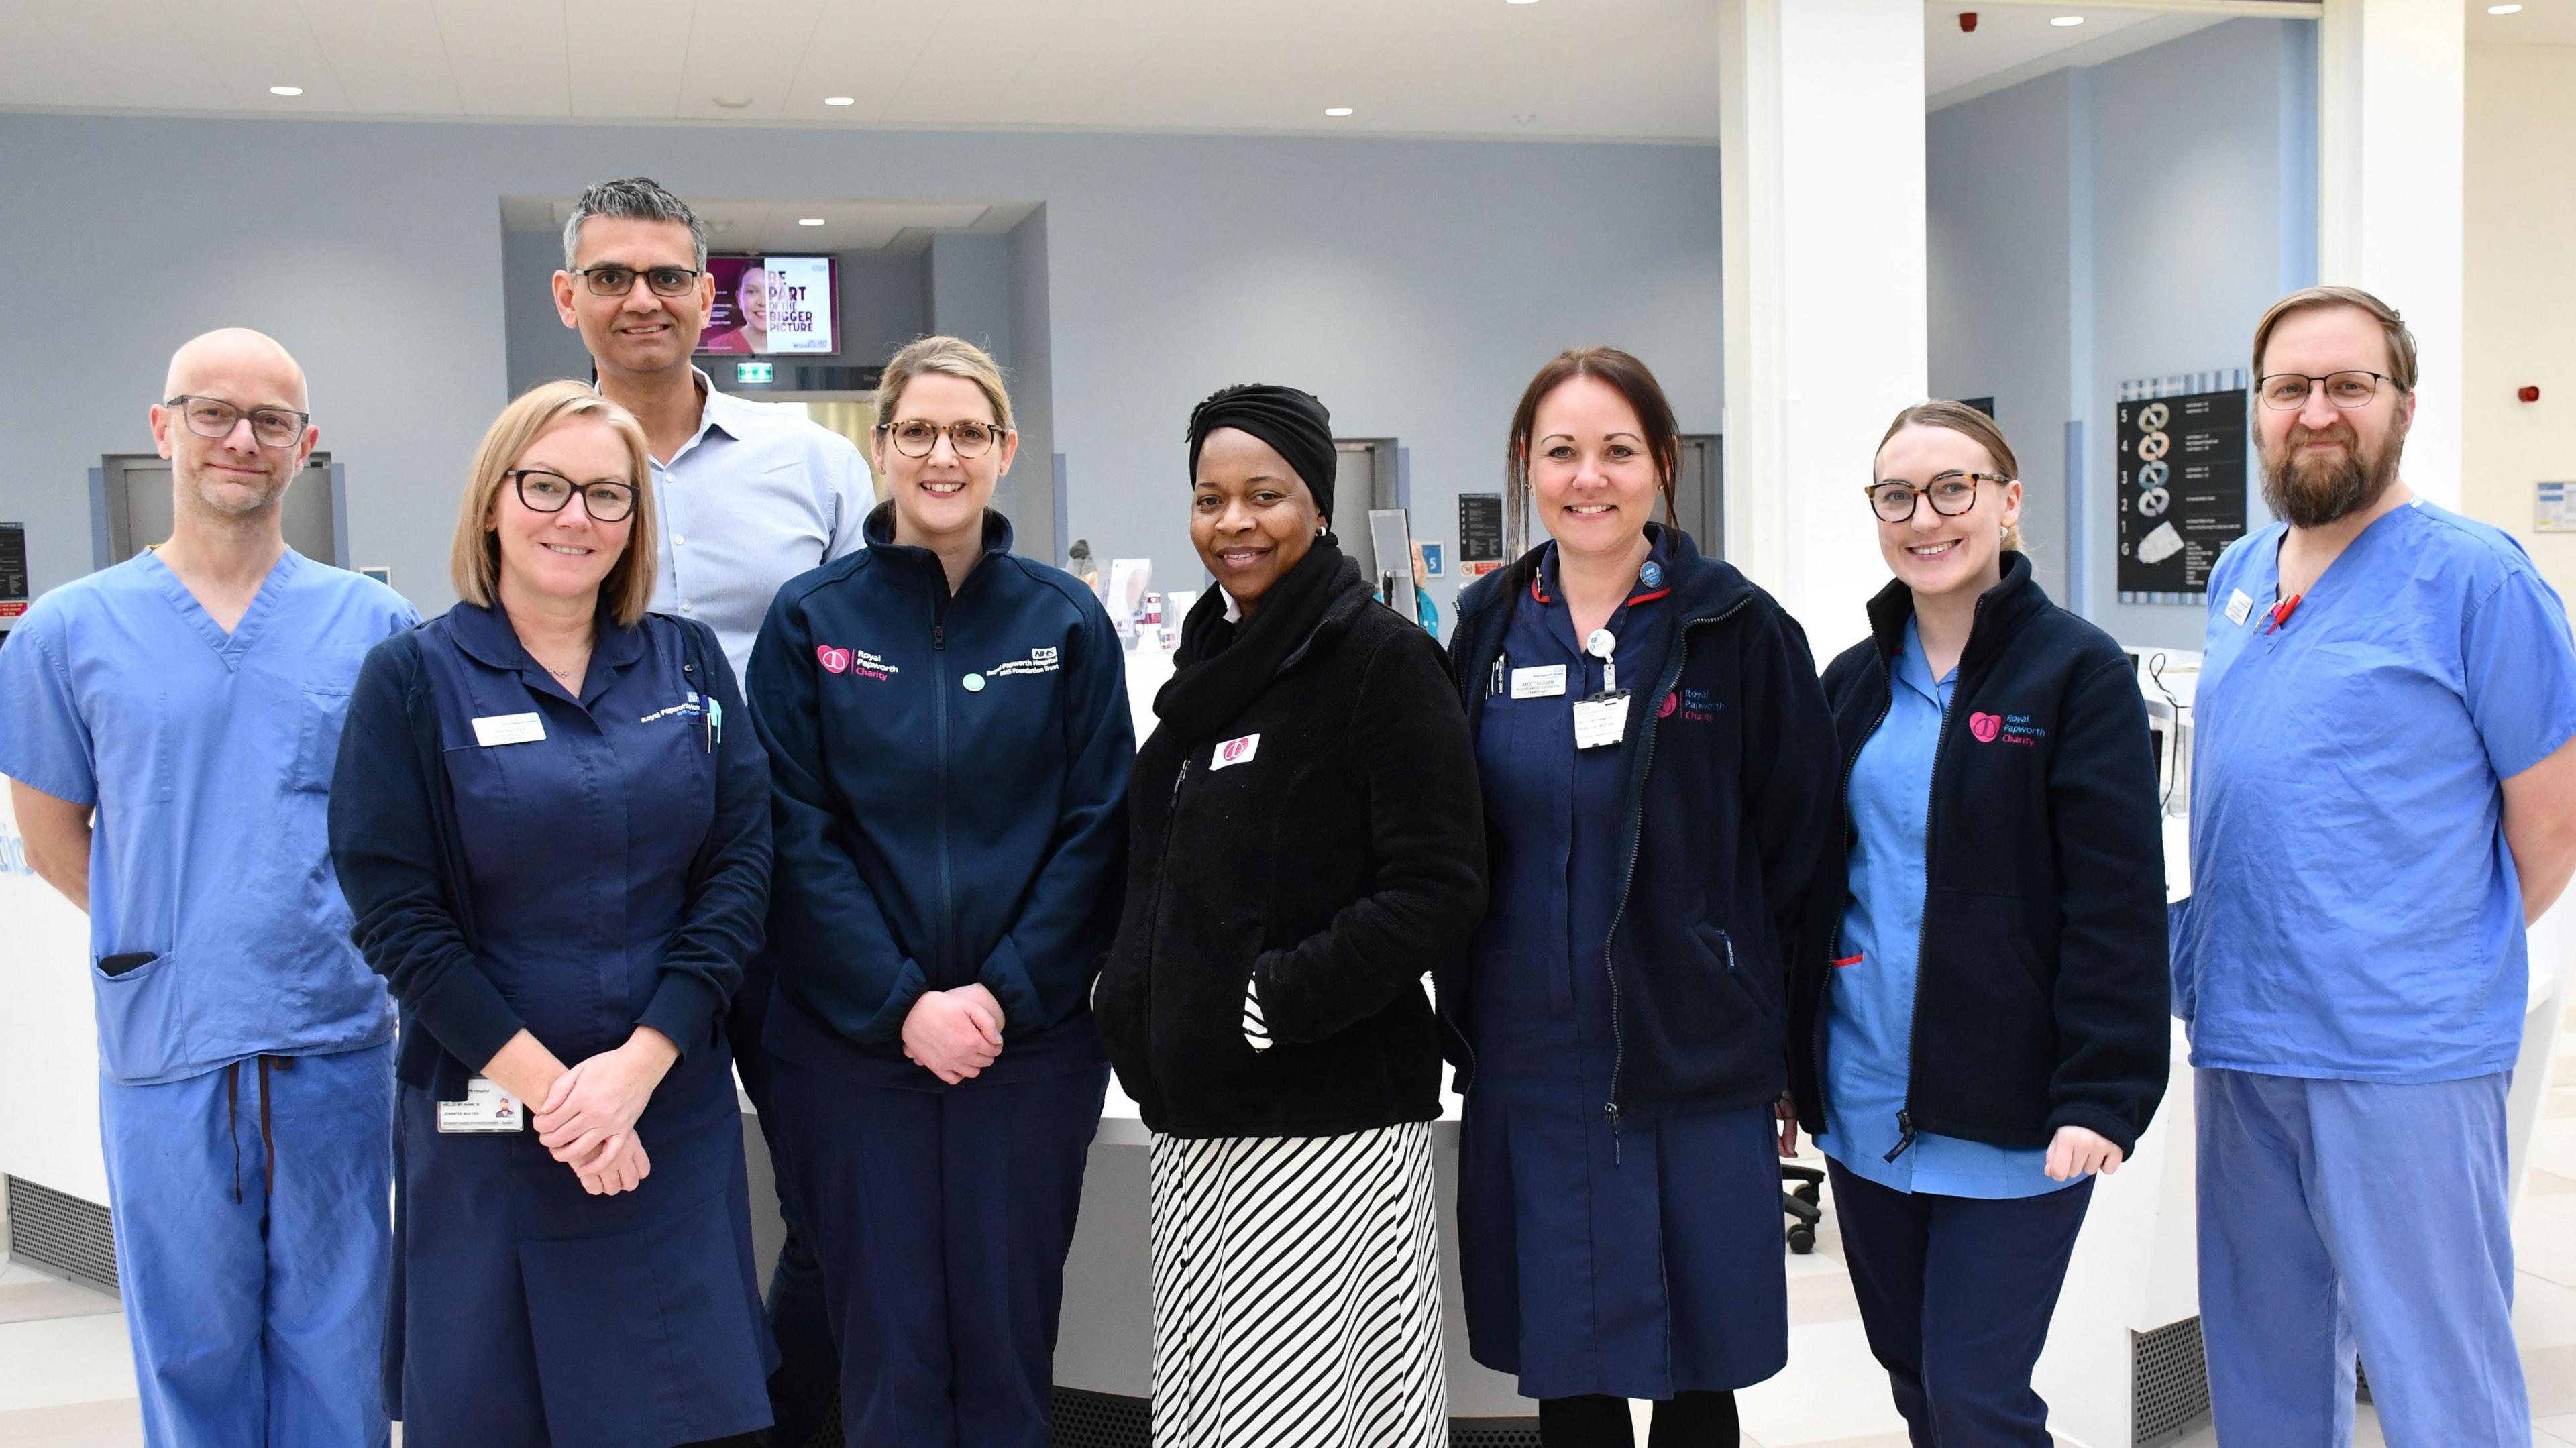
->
xmin=1505 ymin=347 xmax=1683 ymax=561
xmin=1877 ymin=400 xmax=2025 ymax=555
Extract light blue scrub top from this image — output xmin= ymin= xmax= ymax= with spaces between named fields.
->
xmin=1817 ymin=618 xmax=2065 ymax=1199
xmin=0 ymin=549 xmax=417 ymax=1084
xmin=2176 ymin=500 xmax=2576 ymax=1082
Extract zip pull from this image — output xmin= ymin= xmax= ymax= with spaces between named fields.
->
xmin=1489 ymin=653 xmax=1506 ymax=698
xmin=1883 ymin=1109 xmax=1917 ymax=1164
xmin=1605 ymin=1101 xmax=1623 ymax=1166
xmin=1170 ymin=757 xmax=1191 ymax=803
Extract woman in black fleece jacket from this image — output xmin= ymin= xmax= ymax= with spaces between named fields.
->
xmin=1092 ymin=383 xmax=1486 ymax=1447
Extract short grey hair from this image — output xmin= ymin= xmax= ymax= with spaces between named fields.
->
xmin=561 ymin=177 xmax=708 ymax=270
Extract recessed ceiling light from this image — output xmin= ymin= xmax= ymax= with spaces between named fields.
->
xmin=1507 ymin=0 xmax=1540 ymax=6
xmin=713 ymin=95 xmax=752 ymax=109
xmin=269 ymin=85 xmax=303 ymax=96
xmin=1324 ymin=106 xmax=1354 ymax=117
xmin=798 ymin=217 xmax=826 ymax=227
xmin=824 ymin=95 xmax=855 ymax=106
xmin=2049 ymin=14 xmax=2085 ymax=25
xmin=2487 ymin=3 xmax=2522 ymax=12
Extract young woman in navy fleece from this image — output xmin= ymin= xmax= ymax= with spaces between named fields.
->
xmin=1790 ymin=400 xmax=2168 ymax=1447
xmin=746 ymin=337 xmax=1133 ymax=1448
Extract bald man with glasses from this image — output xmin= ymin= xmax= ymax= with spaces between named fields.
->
xmin=0 ymin=328 xmax=418 ymax=1445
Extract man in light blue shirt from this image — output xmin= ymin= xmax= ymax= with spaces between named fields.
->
xmin=549 ymin=176 xmax=871 ymax=1436
xmin=0 ymin=329 xmax=417 ymax=1445
xmin=2178 ymin=287 xmax=2576 ymax=1447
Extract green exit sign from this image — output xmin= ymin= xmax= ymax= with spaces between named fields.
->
xmin=735 ymin=361 xmax=774 ymax=385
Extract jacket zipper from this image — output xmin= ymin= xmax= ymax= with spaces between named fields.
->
xmin=1819 ymin=671 xmax=1892 ymax=1146
xmin=931 ymin=605 xmax=955 ymax=984
xmin=1134 ymin=754 xmax=1191 ymax=1111
xmin=1886 ymin=591 xmax=1992 ymax=1164
xmin=1599 ymin=597 xmax=1751 ymax=1162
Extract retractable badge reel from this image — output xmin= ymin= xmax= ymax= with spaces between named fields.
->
xmin=1573 ymin=628 xmax=1630 ymax=749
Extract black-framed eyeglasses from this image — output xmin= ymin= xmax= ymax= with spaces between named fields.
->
xmin=877 ymin=419 xmax=1010 ymax=459
xmin=2256 ymin=370 xmax=2391 ymax=411
xmin=572 ymin=264 xmax=704 ymax=298
xmin=507 ymin=468 xmax=637 ymax=522
xmin=164 ymin=394 xmax=309 ymax=449
xmin=1865 ymin=470 xmax=2010 ymax=523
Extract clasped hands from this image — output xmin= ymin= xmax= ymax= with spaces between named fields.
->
xmin=486 ymin=1026 xmax=678 ymax=1197
xmin=902 ymin=983 xmax=1008 ymax=1085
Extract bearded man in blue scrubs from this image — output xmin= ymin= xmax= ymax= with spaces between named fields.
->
xmin=0 ymin=329 xmax=417 ymax=1446
xmin=2177 ymin=286 xmax=2576 ymax=1447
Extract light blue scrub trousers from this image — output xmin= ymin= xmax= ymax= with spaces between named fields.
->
xmin=97 ymin=1041 xmax=394 ymax=1448
xmin=2196 ymin=1068 xmax=2530 ymax=1447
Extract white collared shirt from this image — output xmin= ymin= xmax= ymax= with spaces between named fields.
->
xmin=642 ymin=369 xmax=874 ymax=679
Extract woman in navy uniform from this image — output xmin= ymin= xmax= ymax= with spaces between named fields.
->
xmin=1442 ymin=349 xmax=1839 ymax=1447
xmin=329 ymin=381 xmax=775 ymax=1447
xmin=747 ymin=336 xmax=1132 ymax=1448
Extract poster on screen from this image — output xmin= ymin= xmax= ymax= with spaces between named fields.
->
xmin=698 ymin=256 xmax=839 ymax=357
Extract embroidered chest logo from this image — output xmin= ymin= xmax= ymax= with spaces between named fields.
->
xmin=1660 ymin=687 xmax=1721 ymax=722
xmin=986 ymin=645 xmax=1061 ymax=679
xmin=816 ymin=644 xmax=899 ymax=681
xmin=1970 ymin=711 xmax=2047 ymax=746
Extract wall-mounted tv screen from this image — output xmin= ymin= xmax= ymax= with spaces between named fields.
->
xmin=698 ymin=254 xmax=839 ymax=356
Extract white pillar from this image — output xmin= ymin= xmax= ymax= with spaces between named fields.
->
xmin=1719 ymin=0 xmax=1927 ymax=659
xmin=2318 ymin=0 xmax=2465 ymax=507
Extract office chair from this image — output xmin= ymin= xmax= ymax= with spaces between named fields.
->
xmin=1782 ymin=1164 xmax=1823 ymax=1254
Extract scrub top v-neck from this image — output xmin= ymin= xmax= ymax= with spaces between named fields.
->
xmin=1817 ymin=617 xmax=2062 ymax=1199
xmin=2178 ymin=498 xmax=2576 ymax=1082
xmin=0 ymin=547 xmax=417 ymax=1083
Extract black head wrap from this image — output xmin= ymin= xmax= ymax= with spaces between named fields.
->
xmin=1185 ymin=383 xmax=1338 ymax=526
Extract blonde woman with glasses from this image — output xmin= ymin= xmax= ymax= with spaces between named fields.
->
xmin=329 ymin=380 xmax=777 ymax=1447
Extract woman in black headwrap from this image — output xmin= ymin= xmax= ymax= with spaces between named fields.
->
xmin=1093 ymin=384 xmax=1489 ymax=1447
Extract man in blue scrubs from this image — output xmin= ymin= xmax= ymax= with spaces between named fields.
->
xmin=2178 ymin=286 xmax=2576 ymax=1447
xmin=551 ymin=176 xmax=873 ymax=1440
xmin=0 ymin=329 xmax=417 ymax=1446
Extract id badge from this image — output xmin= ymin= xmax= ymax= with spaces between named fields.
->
xmin=1573 ymin=691 xmax=1631 ymax=750
xmin=436 ymin=1077 xmax=524 ymax=1133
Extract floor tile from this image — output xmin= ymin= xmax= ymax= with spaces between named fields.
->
xmin=2522 ymin=1274 xmax=2576 ymax=1352
xmin=2532 ymin=1168 xmax=2576 ymax=1197
xmin=0 ymin=1314 xmax=135 ymax=1414
xmin=0 ymin=1274 xmax=119 ymax=1326
xmin=2535 ymin=1411 xmax=2576 ymax=1444
xmin=2531 ymin=1343 xmax=2576 ymax=1419
xmin=1739 ymin=1319 xmax=1909 ymax=1445
xmin=0 ymin=1400 xmax=140 ymax=1448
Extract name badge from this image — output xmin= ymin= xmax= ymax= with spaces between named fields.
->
xmin=472 ymin=712 xmax=546 ymax=747
xmin=1210 ymin=733 xmax=1260 ymax=771
xmin=1511 ymin=665 xmax=1568 ymax=700
xmin=435 ymin=1078 xmax=524 ymax=1133
xmin=1573 ymin=692 xmax=1631 ymax=750
xmin=2225 ymin=589 xmax=2255 ymax=627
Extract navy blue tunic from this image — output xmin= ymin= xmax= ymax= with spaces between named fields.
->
xmin=1456 ymin=537 xmax=1788 ymax=1401
xmin=388 ymin=603 xmax=773 ymax=1448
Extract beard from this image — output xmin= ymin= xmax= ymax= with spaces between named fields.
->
xmin=2257 ymin=411 xmax=2404 ymax=528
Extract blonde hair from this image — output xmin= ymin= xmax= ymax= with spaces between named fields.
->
xmin=450 ymin=381 xmax=659 ymax=626
xmin=877 ymin=335 xmax=1014 ymax=431
xmin=2251 ymin=284 xmax=2418 ymax=394
xmin=1877 ymin=400 xmax=2026 ymax=554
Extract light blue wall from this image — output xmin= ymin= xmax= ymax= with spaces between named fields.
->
xmin=0 ymin=115 xmax=1720 ymax=614
xmin=1928 ymin=17 xmax=2318 ymax=650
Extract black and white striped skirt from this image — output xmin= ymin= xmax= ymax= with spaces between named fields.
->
xmin=1148 ymin=1121 xmax=1448 ymax=1447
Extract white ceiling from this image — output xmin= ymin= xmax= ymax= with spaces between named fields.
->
xmin=0 ymin=1 xmax=2553 ymax=140
xmin=0 ymin=0 xmax=1721 ymax=142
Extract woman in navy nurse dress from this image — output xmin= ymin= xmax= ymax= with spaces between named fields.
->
xmin=330 ymin=382 xmax=775 ymax=1448
xmin=1440 ymin=350 xmax=1839 ymax=1448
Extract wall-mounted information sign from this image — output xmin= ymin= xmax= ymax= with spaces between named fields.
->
xmin=1458 ymin=493 xmax=1505 ymax=564
xmin=0 ymin=521 xmax=26 ymax=620
xmin=2116 ymin=372 xmax=2249 ymax=604
xmin=2538 ymin=482 xmax=2576 ymax=534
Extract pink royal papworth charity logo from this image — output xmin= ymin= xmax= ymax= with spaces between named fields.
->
xmin=1968 ymin=712 xmax=2002 ymax=743
xmin=1658 ymin=691 xmax=1679 ymax=718
xmin=1222 ymin=738 xmax=1250 ymax=763
xmin=816 ymin=645 xmax=853 ymax=675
